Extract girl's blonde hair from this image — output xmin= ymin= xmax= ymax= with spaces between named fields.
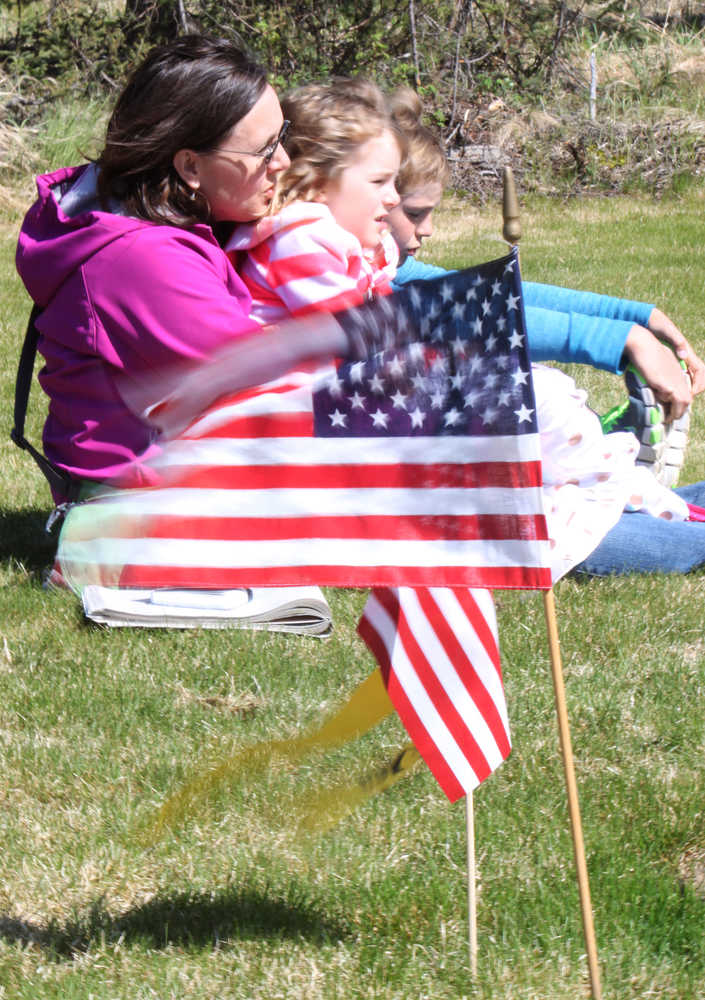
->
xmin=389 ymin=87 xmax=449 ymax=196
xmin=274 ymin=78 xmax=404 ymax=210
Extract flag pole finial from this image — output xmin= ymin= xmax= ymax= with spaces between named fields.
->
xmin=502 ymin=166 xmax=521 ymax=247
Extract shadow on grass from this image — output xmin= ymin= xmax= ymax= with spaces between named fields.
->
xmin=0 ymin=506 xmax=57 ymax=576
xmin=0 ymin=885 xmax=348 ymax=959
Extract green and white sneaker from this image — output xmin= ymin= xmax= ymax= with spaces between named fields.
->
xmin=600 ymin=362 xmax=690 ymax=488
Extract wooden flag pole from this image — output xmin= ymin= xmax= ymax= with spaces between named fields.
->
xmin=502 ymin=166 xmax=602 ymax=999
xmin=543 ymin=589 xmax=602 ymax=999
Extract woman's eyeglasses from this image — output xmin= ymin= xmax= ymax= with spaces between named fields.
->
xmin=216 ymin=120 xmax=291 ymax=166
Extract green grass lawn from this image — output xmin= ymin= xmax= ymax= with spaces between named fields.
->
xmin=1 ymin=184 xmax=705 ymax=999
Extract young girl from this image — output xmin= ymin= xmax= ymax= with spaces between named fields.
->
xmin=226 ymin=78 xmax=402 ymax=323
xmin=386 ymin=87 xmax=705 ymax=578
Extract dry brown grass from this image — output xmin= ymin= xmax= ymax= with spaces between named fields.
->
xmin=173 ymin=682 xmax=266 ymax=716
xmin=447 ymin=29 xmax=705 ymax=197
xmin=0 ymin=71 xmax=43 ymax=211
xmin=679 ymin=846 xmax=705 ymax=899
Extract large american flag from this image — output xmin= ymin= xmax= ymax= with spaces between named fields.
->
xmin=58 ymin=247 xmax=551 ymax=799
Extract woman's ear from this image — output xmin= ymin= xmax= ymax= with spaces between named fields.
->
xmin=173 ymin=149 xmax=200 ymax=190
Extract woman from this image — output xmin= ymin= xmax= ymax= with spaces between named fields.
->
xmin=16 ymin=35 xmax=295 ymax=499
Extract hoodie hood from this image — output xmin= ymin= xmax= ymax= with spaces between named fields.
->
xmin=17 ymin=164 xmax=154 ymax=306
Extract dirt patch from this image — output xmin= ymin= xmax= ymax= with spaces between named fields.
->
xmin=174 ymin=683 xmax=264 ymax=716
xmin=672 ymin=54 xmax=705 ymax=84
xmin=678 ymin=846 xmax=705 ymax=898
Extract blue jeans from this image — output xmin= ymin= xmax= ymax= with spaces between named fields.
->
xmin=573 ymin=481 xmax=705 ymax=576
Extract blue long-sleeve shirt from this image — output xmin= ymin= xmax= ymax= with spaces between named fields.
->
xmin=393 ymin=256 xmax=654 ymax=374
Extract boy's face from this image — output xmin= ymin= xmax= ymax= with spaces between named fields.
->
xmin=387 ymin=182 xmax=443 ymax=260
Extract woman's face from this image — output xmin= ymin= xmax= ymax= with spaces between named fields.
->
xmin=387 ymin=181 xmax=443 ymax=260
xmin=175 ymin=84 xmax=290 ymax=223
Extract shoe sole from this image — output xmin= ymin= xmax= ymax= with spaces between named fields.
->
xmin=623 ymin=364 xmax=690 ymax=488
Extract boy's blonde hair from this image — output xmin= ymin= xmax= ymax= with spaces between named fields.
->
xmin=389 ymin=87 xmax=449 ymax=196
xmin=275 ymin=78 xmax=404 ymax=210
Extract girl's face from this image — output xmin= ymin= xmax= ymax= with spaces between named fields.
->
xmin=320 ymin=131 xmax=401 ymax=250
xmin=387 ymin=181 xmax=443 ymax=261
xmin=174 ymin=84 xmax=291 ymax=223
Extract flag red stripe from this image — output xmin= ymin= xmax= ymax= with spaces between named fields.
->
xmin=92 ymin=512 xmax=548 ymax=543
xmin=357 ymin=593 xmax=466 ymax=801
xmin=186 ymin=413 xmax=314 ymax=440
xmin=161 ymin=459 xmax=544 ymax=491
xmin=113 ymin=563 xmax=550 ymax=590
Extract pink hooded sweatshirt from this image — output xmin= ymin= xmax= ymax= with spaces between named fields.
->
xmin=16 ymin=164 xmax=257 ymax=498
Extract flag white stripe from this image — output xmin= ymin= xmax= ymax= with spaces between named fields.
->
xmin=362 ymin=591 xmax=483 ymax=792
xmin=185 ymin=386 xmax=313 ymax=433
xmin=62 ymin=536 xmax=548 ymax=570
xmin=78 ymin=486 xmax=546 ymax=519
xmin=458 ymin=587 xmax=510 ymax=734
xmin=158 ymin=433 xmax=544 ymax=468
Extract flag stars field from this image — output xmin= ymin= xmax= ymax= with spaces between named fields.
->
xmin=313 ymin=253 xmax=539 ymax=439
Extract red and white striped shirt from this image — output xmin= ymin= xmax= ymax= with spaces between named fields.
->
xmin=225 ymin=201 xmax=399 ymax=324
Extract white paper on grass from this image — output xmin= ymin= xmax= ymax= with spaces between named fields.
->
xmin=81 ymin=585 xmax=333 ymax=636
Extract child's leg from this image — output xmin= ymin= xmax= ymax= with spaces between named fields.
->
xmin=574 ymin=505 xmax=705 ymax=575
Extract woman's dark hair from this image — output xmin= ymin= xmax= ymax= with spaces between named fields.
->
xmin=97 ymin=34 xmax=268 ymax=227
